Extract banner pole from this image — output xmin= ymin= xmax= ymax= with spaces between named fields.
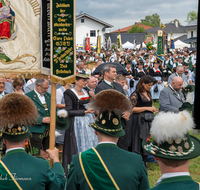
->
xmin=49 ymin=82 xmax=57 ymax=168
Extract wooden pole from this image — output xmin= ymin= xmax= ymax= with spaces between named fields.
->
xmin=49 ymin=82 xmax=57 ymax=168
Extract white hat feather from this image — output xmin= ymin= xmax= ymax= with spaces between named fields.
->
xmin=150 ymin=110 xmax=195 ymax=144
xmin=57 ymin=109 xmax=68 ymax=118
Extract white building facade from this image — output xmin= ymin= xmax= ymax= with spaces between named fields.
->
xmin=184 ymin=20 xmax=197 ymax=48
xmin=76 ymin=13 xmax=113 ymax=47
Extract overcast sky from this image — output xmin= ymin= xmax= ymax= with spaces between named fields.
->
xmin=76 ymin=0 xmax=198 ymax=31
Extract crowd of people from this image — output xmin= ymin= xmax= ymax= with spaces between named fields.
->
xmin=0 ymin=47 xmax=198 ymax=190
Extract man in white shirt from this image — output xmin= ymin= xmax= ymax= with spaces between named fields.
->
xmin=142 ymin=111 xmax=200 ymax=190
xmin=25 ymin=73 xmax=38 ymax=88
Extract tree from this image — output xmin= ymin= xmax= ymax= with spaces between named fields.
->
xmin=170 ymin=19 xmax=181 ymax=25
xmin=140 ymin=13 xmax=161 ymax=27
xmin=185 ymin=11 xmax=198 ymax=23
xmin=128 ymin=24 xmax=145 ymax=33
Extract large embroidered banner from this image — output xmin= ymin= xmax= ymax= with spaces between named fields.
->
xmin=0 ymin=0 xmax=41 ymax=74
xmin=50 ymin=0 xmax=76 ymax=84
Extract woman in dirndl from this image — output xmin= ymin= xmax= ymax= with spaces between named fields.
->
xmin=125 ymin=59 xmax=136 ymax=96
xmin=133 ymin=61 xmax=148 ymax=93
xmin=149 ymin=60 xmax=164 ymax=102
xmin=62 ymin=73 xmax=98 ymax=175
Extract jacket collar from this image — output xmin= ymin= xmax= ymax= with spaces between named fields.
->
xmin=159 ymin=175 xmax=193 ymax=186
xmin=32 ymin=90 xmax=50 ymax=109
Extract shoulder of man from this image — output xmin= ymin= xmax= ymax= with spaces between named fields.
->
xmin=45 ymin=91 xmax=51 ymax=98
xmin=25 ymin=90 xmax=35 ymax=98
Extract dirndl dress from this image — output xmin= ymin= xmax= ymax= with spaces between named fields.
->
xmin=71 ymin=88 xmax=98 ymax=153
xmin=150 ymin=76 xmax=164 ymax=100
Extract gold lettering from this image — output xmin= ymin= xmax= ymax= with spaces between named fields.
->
xmin=53 ymin=36 xmax=63 ymax=41
xmin=64 ymin=37 xmax=73 ymax=41
xmin=56 ymin=3 xmax=70 ymax=8
xmin=60 ymin=64 xmax=68 ymax=68
xmin=59 ymin=28 xmax=68 ymax=32
xmin=60 ymin=9 xmax=66 ymax=13
xmin=54 ymin=23 xmax=72 ymax=27
xmin=56 ymin=69 xmax=72 ymax=74
xmin=58 ymin=18 xmax=66 ymax=22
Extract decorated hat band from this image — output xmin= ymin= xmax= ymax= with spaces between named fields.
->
xmin=143 ymin=141 xmax=195 ymax=157
xmin=89 ymin=123 xmax=123 ymax=132
xmin=2 ymin=125 xmax=28 ymax=136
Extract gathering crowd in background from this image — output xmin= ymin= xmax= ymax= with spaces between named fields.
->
xmin=0 ymin=47 xmax=197 ymax=190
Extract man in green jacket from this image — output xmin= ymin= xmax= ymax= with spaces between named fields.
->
xmin=0 ymin=93 xmax=66 ymax=190
xmin=66 ymin=89 xmax=149 ymax=190
xmin=142 ymin=111 xmax=200 ymax=190
xmin=26 ymin=78 xmax=51 ymax=159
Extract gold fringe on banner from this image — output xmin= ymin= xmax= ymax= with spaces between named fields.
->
xmin=0 ymin=72 xmax=48 ymax=79
xmin=50 ymin=75 xmax=76 ymax=85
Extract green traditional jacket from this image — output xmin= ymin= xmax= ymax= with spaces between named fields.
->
xmin=1 ymin=149 xmax=66 ymax=190
xmin=66 ymin=143 xmax=149 ymax=190
xmin=26 ymin=90 xmax=51 ymax=133
xmin=163 ymin=60 xmax=173 ymax=70
xmin=183 ymin=56 xmax=193 ymax=70
xmin=150 ymin=176 xmax=199 ymax=190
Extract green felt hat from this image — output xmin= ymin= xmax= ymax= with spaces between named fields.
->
xmin=90 ymin=111 xmax=125 ymax=137
xmin=179 ymin=102 xmax=194 ymax=112
xmin=56 ymin=116 xmax=70 ymax=130
xmin=76 ymin=73 xmax=89 ymax=79
xmin=142 ymin=111 xmax=200 ymax=160
xmin=1 ymin=125 xmax=31 ymax=141
xmin=182 ymin=62 xmax=189 ymax=66
xmin=183 ymin=85 xmax=195 ymax=93
xmin=56 ymin=109 xmax=70 ymax=130
xmin=142 ymin=133 xmax=200 ymax=160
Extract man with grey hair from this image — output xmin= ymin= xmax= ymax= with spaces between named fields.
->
xmin=76 ymin=61 xmax=85 ymax=74
xmin=160 ymin=76 xmax=185 ymax=113
xmin=95 ymin=64 xmax=130 ymax=151
xmin=26 ymin=78 xmax=51 ymax=159
xmin=168 ymin=65 xmax=188 ymax=85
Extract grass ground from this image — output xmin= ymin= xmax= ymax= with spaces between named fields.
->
xmin=148 ymin=101 xmax=200 ymax=188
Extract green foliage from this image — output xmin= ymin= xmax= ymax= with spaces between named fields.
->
xmin=185 ymin=11 xmax=198 ymax=23
xmin=112 ymin=44 xmax=116 ymax=50
xmin=170 ymin=19 xmax=181 ymax=25
xmin=140 ymin=13 xmax=161 ymax=27
xmin=128 ymin=24 xmax=145 ymax=33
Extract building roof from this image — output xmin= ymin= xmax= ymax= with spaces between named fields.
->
xmin=184 ymin=19 xmax=197 ymax=29
xmin=76 ymin=13 xmax=113 ymax=28
xmin=183 ymin=37 xmax=197 ymax=44
xmin=111 ymin=22 xmax=153 ymax=33
xmin=174 ymin=35 xmax=187 ymax=42
xmin=104 ymin=33 xmax=146 ymax=44
xmin=146 ymin=23 xmax=186 ymax=34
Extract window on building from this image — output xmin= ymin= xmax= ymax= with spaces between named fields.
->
xmin=90 ymin=30 xmax=96 ymax=37
xmin=191 ymin=31 xmax=193 ymax=37
xmin=81 ymin=19 xmax=84 ymax=23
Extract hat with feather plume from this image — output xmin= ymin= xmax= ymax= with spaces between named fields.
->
xmin=89 ymin=89 xmax=131 ymax=137
xmin=0 ymin=93 xmax=38 ymax=141
xmin=142 ymin=111 xmax=200 ymax=160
